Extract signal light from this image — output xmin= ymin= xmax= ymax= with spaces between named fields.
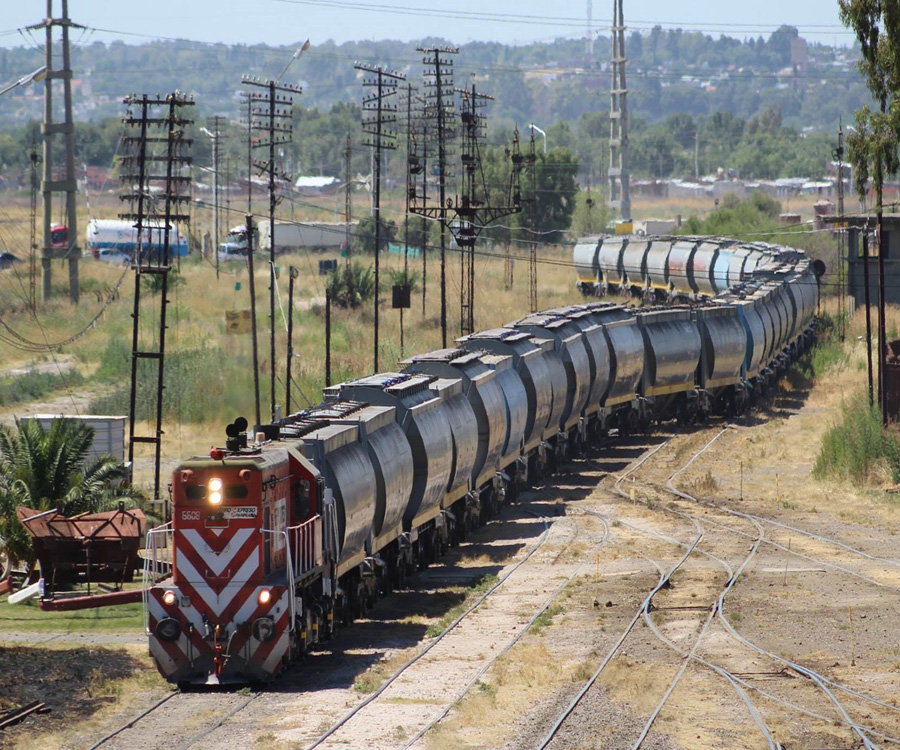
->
xmin=163 ymin=591 xmax=176 ymax=606
xmin=258 ymin=589 xmax=272 ymax=606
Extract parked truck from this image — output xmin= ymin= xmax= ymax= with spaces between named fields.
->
xmin=85 ymin=219 xmax=188 ymax=262
xmin=217 ymin=220 xmax=353 ymax=259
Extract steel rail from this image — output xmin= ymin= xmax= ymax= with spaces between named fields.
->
xmin=665 ymin=434 xmax=900 ymax=715
xmin=401 ymin=515 xmax=612 ymax=749
xmin=666 ymin=428 xmax=881 ymax=750
xmin=86 ymin=692 xmax=179 ymax=749
xmin=306 ymin=505 xmax=554 ymax=750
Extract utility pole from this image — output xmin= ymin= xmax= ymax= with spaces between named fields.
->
xmin=877 ymin=161 xmax=887 ymax=425
xmin=243 ymin=74 xmax=301 ymax=422
xmin=246 ymin=213 xmax=262 ymax=427
xmin=205 ymin=115 xmax=226 ymax=263
xmin=344 ymin=132 xmax=352 ymax=271
xmin=401 ymin=82 xmax=418 ymax=357
xmin=120 ymin=92 xmax=193 ymax=508
xmin=608 ymin=0 xmax=631 ymax=221
xmin=863 ymin=231 xmax=875 ymax=408
xmin=585 ymin=0 xmax=594 ymax=66
xmin=528 ymin=132 xmax=538 ymax=312
xmin=286 ymin=266 xmax=298 ymax=413
xmin=30 ymin=0 xmax=82 ymax=303
xmin=834 ymin=121 xmax=846 ymax=342
xmin=28 ymin=131 xmax=40 ymax=313
xmin=407 ymin=93 xmax=429 ymax=317
xmin=356 ymin=61 xmax=405 ymax=373
xmin=415 ymin=46 xmax=458 ymax=347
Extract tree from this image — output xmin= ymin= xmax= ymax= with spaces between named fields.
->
xmin=570 ymin=187 xmax=611 ymax=236
xmin=840 ymin=0 xmax=900 ymax=423
xmin=0 ymin=419 xmax=142 ymax=570
xmin=530 ymin=148 xmax=580 ymax=241
xmin=353 ymin=215 xmax=397 ymax=255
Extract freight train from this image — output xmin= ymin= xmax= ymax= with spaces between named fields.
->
xmin=143 ymin=235 xmax=823 ymax=685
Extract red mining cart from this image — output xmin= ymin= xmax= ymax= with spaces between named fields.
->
xmin=16 ymin=503 xmax=147 ymax=610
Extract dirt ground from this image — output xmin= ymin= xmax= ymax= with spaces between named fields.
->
xmin=0 ymin=645 xmax=155 ymax=748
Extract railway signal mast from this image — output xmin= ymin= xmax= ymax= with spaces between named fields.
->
xmin=454 ymin=84 xmax=524 ymax=335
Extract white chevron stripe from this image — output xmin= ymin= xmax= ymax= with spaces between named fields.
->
xmin=260 ymin=631 xmax=290 ymax=674
xmin=176 ymin=553 xmax=260 ymax=617
xmin=181 ymin=528 xmax=255 ymax=576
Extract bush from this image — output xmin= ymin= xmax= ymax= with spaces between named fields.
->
xmin=0 ymin=369 xmax=85 ymax=407
xmin=326 ymin=262 xmax=375 ymax=309
xmin=813 ymin=392 xmax=900 ymax=484
xmin=89 ymin=345 xmax=256 ymax=424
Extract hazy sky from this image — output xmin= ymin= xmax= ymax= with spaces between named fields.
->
xmin=0 ymin=1 xmax=853 ymax=50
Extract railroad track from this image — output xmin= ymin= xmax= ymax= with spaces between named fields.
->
xmin=87 ymin=504 xmax=557 ymax=750
xmin=305 ymin=501 xmax=607 ymax=750
xmin=536 ymin=426 xmax=900 ymax=749
xmin=87 ymin=690 xmax=260 ymax=750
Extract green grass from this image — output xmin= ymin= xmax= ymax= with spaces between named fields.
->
xmin=786 ymin=322 xmax=847 ymax=389
xmin=531 ymin=604 xmax=563 ymax=635
xmin=0 ymin=597 xmax=144 ymax=633
xmin=814 ymin=391 xmax=900 ymax=484
xmin=0 ymin=369 xmax=86 ymax=407
xmin=90 ymin=338 xmax=258 ymax=423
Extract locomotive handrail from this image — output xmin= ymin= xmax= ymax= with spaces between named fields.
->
xmin=259 ymin=527 xmax=296 ymax=631
xmin=286 ymin=515 xmax=322 ymax=578
xmin=141 ymin=522 xmax=173 ymax=634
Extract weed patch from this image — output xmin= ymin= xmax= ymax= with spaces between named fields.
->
xmin=0 ymin=369 xmax=85 ymax=407
xmin=814 ymin=391 xmax=900 ymax=484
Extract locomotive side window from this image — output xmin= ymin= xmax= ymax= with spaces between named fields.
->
xmin=293 ymin=478 xmax=311 ymax=518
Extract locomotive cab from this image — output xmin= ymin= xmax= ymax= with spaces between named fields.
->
xmin=145 ymin=419 xmax=327 ymax=684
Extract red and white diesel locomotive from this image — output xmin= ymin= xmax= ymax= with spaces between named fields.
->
xmin=143 ymin=236 xmax=822 ymax=685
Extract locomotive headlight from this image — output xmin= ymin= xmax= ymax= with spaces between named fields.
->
xmin=162 ymin=590 xmax=176 ymax=606
xmin=208 ymin=477 xmax=223 ymax=505
xmin=155 ymin=617 xmax=182 ymax=643
xmin=258 ymin=589 xmax=272 ymax=606
xmin=251 ymin=616 xmax=276 ymax=642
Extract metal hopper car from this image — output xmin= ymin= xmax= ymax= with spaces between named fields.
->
xmin=144 ymin=236 xmax=822 ymax=685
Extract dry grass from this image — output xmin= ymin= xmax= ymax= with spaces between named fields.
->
xmin=595 ymin=653 xmax=667 ymax=715
xmin=0 ymin=192 xmax=579 ymax=496
xmin=425 ymin=641 xmax=573 ymax=750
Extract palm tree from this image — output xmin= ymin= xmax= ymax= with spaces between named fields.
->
xmin=0 ymin=418 xmax=144 ymax=573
